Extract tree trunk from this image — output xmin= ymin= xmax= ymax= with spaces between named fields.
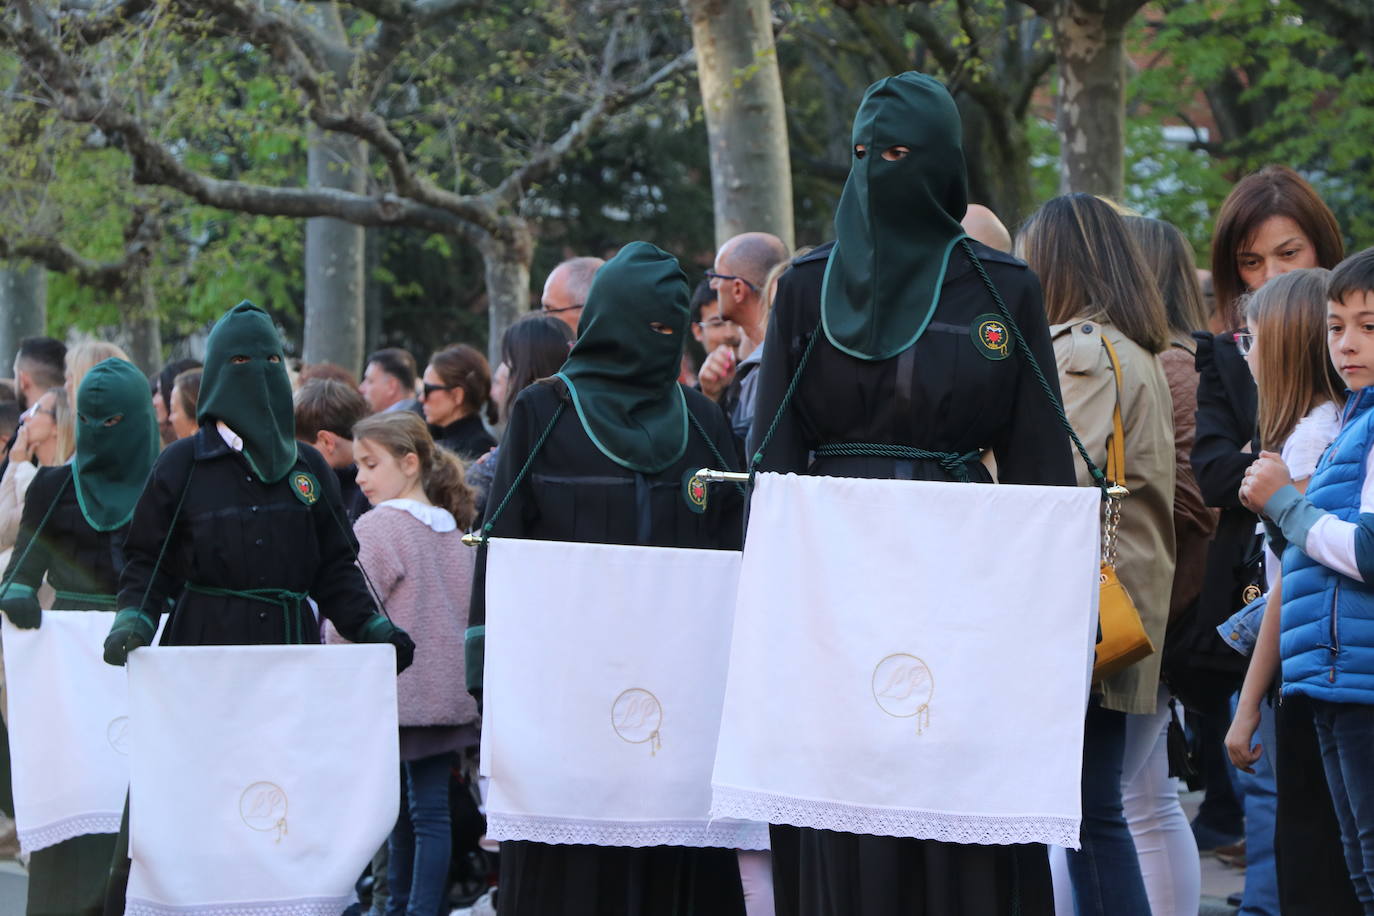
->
xmin=120 ymin=270 xmax=162 ymax=374
xmin=958 ymin=100 xmax=1035 ymax=230
xmin=479 ymin=223 xmax=534 ymax=369
xmin=364 ymin=227 xmax=383 ymax=359
xmin=684 ymin=0 xmax=795 ymax=250
xmin=1051 ymin=1 xmax=1129 ymax=199
xmin=301 ymin=4 xmax=367 ymax=374
xmin=0 ymin=264 xmax=47 ymax=366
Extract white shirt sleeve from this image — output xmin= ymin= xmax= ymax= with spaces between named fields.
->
xmin=1301 ymin=444 xmax=1374 ymax=582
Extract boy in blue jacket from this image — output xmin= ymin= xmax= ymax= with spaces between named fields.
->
xmin=1242 ymin=246 xmax=1374 ymax=912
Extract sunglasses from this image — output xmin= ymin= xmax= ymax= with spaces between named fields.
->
xmin=421 ymin=382 xmax=455 ymax=398
xmin=541 ymin=302 xmax=584 ymax=315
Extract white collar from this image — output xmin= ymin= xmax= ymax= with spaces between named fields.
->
xmin=377 ymin=498 xmax=456 ymax=533
xmin=216 ymin=421 xmax=244 ymax=452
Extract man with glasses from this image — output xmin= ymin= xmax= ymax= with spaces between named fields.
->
xmin=540 ymin=256 xmax=605 ymax=335
xmin=708 ymin=232 xmax=789 ymax=444
xmin=690 ymin=281 xmax=741 ymax=403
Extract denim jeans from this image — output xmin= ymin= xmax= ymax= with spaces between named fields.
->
xmin=1065 ymin=701 xmax=1151 ymax=916
xmin=1310 ymin=699 xmax=1374 ymax=915
xmin=1233 ymin=695 xmax=1278 ymax=915
xmin=385 ymin=752 xmax=454 ymax=916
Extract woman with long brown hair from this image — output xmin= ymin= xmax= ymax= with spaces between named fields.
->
xmin=1019 ymin=192 xmax=1175 ymax=916
xmin=1192 ymin=166 xmax=1352 ymax=915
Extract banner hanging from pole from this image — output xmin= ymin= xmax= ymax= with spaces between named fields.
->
xmin=482 ymin=537 xmax=766 ymax=850
xmin=710 ymin=472 xmax=1100 ymax=849
xmin=125 ymin=644 xmax=399 ymax=916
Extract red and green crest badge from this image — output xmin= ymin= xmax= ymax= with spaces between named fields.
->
xmin=971 ymin=314 xmax=1013 ymax=361
xmin=290 ymin=471 xmax=320 ymax=506
xmin=682 ymin=471 xmax=708 ymax=514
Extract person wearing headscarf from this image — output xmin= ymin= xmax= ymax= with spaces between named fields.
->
xmin=100 ymin=302 xmax=414 ymax=912
xmin=468 ymin=242 xmax=746 ymax=915
xmin=745 ymin=72 xmax=1076 ymax=914
xmin=0 ymin=357 xmax=160 ymax=916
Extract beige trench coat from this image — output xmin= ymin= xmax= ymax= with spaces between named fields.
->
xmin=1053 ymin=319 xmax=1177 ymax=716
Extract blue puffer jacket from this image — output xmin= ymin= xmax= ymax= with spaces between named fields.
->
xmin=1280 ymin=387 xmax=1374 ymax=703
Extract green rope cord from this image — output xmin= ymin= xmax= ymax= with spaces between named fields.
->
xmin=812 ymin=443 xmax=983 ymax=482
xmin=0 ymin=474 xmax=72 ymax=602
xmin=52 ymin=589 xmax=118 ymax=611
xmin=959 ymin=239 xmax=1108 ymax=495
xmin=185 ymin=583 xmax=309 ymax=645
xmin=136 ymin=462 xmax=196 ymax=626
xmin=481 ymin=400 xmax=566 ymax=544
xmin=750 ymin=328 xmax=821 ymax=472
xmin=687 ymin=410 xmax=746 ymax=495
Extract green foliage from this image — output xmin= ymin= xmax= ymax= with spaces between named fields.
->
xmin=1132 ymin=0 xmax=1374 ymax=251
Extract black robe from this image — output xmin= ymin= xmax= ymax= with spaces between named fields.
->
xmin=473 ymin=377 xmax=746 ymax=916
xmin=2 ymin=466 xmax=127 ymax=916
xmin=117 ymin=427 xmax=378 ymax=645
xmin=747 ymin=240 xmax=1074 ymax=916
xmin=433 ymin=414 xmax=497 ymax=463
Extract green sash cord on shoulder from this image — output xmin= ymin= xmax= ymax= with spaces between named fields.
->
xmin=52 ymin=590 xmax=118 ymax=611
xmin=185 ymin=583 xmax=310 ymax=645
xmin=480 ymin=400 xmax=566 ymax=545
xmin=812 ymin=443 xmax=983 ymax=482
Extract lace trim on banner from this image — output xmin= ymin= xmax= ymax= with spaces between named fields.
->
xmin=486 ymin=812 xmax=770 ymax=850
xmin=126 ymin=896 xmax=352 ymax=916
xmin=710 ymin=786 xmax=1080 ymax=850
xmin=17 ymin=812 xmax=122 ymax=854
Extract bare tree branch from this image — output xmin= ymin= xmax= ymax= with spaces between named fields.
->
xmin=62 ymin=0 xmax=156 ymax=44
xmin=491 ymin=45 xmax=697 ymax=203
xmin=329 ymin=0 xmax=482 ymax=23
xmin=0 ymin=206 xmax=159 ymax=291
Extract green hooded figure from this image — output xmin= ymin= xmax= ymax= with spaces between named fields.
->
xmin=821 ymin=71 xmax=970 ymax=361
xmin=196 ymin=300 xmax=298 ymax=483
xmin=73 ymin=358 xmax=161 ymax=531
xmin=555 ymin=241 xmax=691 ymax=474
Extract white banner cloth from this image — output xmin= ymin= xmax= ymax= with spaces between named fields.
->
xmin=125 ymin=645 xmax=399 ymax=916
xmin=2 ymin=611 xmax=128 ymax=854
xmin=481 ymin=537 xmax=767 ymax=850
xmin=711 ymin=473 xmax=1100 ymax=849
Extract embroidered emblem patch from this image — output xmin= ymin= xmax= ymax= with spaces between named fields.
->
xmin=683 ymin=470 xmax=708 ymax=514
xmin=290 ymin=471 xmax=320 ymax=506
xmin=972 ymin=314 xmax=1013 ymax=360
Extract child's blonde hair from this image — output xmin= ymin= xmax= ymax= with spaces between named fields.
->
xmin=1244 ymin=267 xmax=1344 ymax=451
xmin=352 ymin=412 xmax=477 ymax=528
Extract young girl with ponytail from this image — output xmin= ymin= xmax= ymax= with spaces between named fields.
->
xmin=334 ymin=410 xmax=479 ymax=916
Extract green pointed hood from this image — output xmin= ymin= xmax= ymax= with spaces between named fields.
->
xmin=72 ymin=358 xmax=161 ymax=531
xmin=555 ymin=242 xmax=690 ymax=474
xmin=821 ymin=71 xmax=970 ymax=361
xmin=196 ymin=301 xmax=298 ymax=483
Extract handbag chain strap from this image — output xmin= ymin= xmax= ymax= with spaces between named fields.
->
xmin=1101 ymin=336 xmax=1127 ymax=569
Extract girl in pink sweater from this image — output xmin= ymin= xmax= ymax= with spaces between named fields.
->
xmin=335 ymin=411 xmax=479 ymax=916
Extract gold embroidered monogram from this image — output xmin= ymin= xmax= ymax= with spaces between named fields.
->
xmin=872 ymin=653 xmax=934 ymax=734
xmin=611 ymin=688 xmax=663 ymax=755
xmin=240 ymin=781 xmax=289 ymax=842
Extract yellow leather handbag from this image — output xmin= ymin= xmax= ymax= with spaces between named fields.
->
xmin=1093 ymin=337 xmax=1154 ymax=682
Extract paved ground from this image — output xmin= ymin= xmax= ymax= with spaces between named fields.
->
xmin=0 ymin=860 xmax=25 ymax=916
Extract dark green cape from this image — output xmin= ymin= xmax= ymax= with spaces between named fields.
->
xmin=196 ymin=301 xmax=298 ymax=483
xmin=821 ymin=71 xmax=970 ymax=361
xmin=555 ymin=241 xmax=690 ymax=474
xmin=72 ymin=358 xmax=161 ymax=531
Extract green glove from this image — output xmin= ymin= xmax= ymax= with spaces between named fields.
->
xmin=104 ymin=608 xmax=155 ymax=666
xmin=0 ymin=585 xmax=41 ymax=629
xmin=358 ymin=615 xmax=415 ymax=673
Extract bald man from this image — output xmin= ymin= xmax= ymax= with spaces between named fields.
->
xmin=541 ymin=256 xmax=605 ymax=334
xmin=961 ymin=204 xmax=1013 ymax=254
xmin=708 ymin=231 xmax=790 ymax=448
